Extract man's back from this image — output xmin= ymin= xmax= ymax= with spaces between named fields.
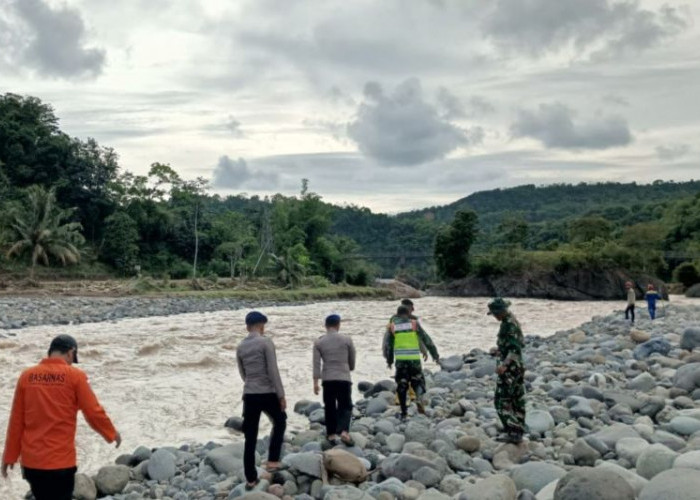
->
xmin=4 ymin=358 xmax=116 ymax=469
xmin=236 ymin=333 xmax=285 ymax=397
xmin=313 ymin=333 xmax=355 ymax=382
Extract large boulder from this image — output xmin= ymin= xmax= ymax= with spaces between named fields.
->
xmin=382 ymin=453 xmax=444 ymax=482
xmin=627 ymin=373 xmax=658 ymax=392
xmin=439 ymin=355 xmax=464 ymax=372
xmin=147 ymin=448 xmax=177 ymax=481
xmin=206 ymin=443 xmax=250 ymax=475
xmin=673 ymin=363 xmax=700 ymax=392
xmin=668 ymin=416 xmax=700 ymax=435
xmin=526 ymin=410 xmax=555 ymax=434
xmin=674 ymin=450 xmax=700 ymax=470
xmin=375 ymin=279 xmax=422 ymax=299
xmin=456 ymin=475 xmax=517 ymax=500
xmin=639 ymin=468 xmax=700 ymax=500
xmin=510 ymin=462 xmax=567 ymax=494
xmin=94 ymin=465 xmax=130 ymax=496
xmin=634 ymin=338 xmax=672 ymax=360
xmin=323 ymin=449 xmax=368 ymax=483
xmin=680 ymin=327 xmax=700 ymax=351
xmin=615 ymin=437 xmax=650 ymax=466
xmin=553 ymin=467 xmax=635 ymax=500
xmin=366 ymin=397 xmax=389 ymax=416
xmin=73 ymin=473 xmax=97 ymax=500
xmin=636 ymin=444 xmax=678 ymax=480
xmin=596 ymin=462 xmax=649 ymax=496
xmin=591 ymin=424 xmax=641 ymax=448
xmin=282 ymin=452 xmax=323 ymax=478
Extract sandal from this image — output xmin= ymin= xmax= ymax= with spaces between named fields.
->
xmin=340 ymin=434 xmax=355 ymax=447
xmin=265 ymin=463 xmax=289 ymax=473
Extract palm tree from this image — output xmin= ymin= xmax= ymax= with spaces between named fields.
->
xmin=5 ymin=185 xmax=84 ymax=279
xmin=270 ymin=244 xmax=308 ymax=288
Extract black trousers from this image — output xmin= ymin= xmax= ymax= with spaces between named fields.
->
xmin=242 ymin=393 xmax=287 ymax=483
xmin=625 ymin=304 xmax=635 ymax=322
xmin=23 ymin=466 xmax=77 ymax=500
xmin=322 ymin=380 xmax=353 ymax=436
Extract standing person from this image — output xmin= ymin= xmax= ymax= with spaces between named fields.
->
xmin=2 ymin=335 xmax=121 ymax=500
xmin=236 ymin=311 xmax=287 ymax=490
xmin=384 ymin=305 xmax=439 ymax=420
xmin=488 ymin=298 xmax=526 ymax=444
xmin=625 ymin=281 xmax=636 ymax=324
xmin=645 ymin=284 xmax=661 ymax=320
xmin=312 ymin=314 xmax=356 ymax=446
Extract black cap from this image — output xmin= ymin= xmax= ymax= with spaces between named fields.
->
xmin=48 ymin=334 xmax=79 ymax=363
xmin=397 ymin=305 xmax=411 ymax=316
xmin=245 ymin=311 xmax=268 ymax=326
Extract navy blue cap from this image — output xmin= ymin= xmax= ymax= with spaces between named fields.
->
xmin=245 ymin=311 xmax=268 ymax=326
xmin=325 ymin=314 xmax=341 ymax=327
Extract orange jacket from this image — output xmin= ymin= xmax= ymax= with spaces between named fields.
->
xmin=2 ymin=358 xmax=117 ymax=469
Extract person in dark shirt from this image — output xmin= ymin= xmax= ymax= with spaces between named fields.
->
xmin=488 ymin=298 xmax=526 ymax=444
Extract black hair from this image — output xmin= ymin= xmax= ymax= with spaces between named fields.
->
xmin=401 ymin=299 xmax=414 ymax=307
xmin=397 ymin=305 xmax=410 ymax=316
xmin=325 ymin=315 xmax=341 ymax=328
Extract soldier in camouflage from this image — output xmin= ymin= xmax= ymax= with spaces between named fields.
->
xmin=488 ymin=297 xmax=526 ymax=443
xmin=384 ymin=305 xmax=440 ymax=419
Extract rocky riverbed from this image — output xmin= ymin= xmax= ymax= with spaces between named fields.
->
xmin=0 ymin=297 xmax=273 ymax=331
xmin=66 ymin=304 xmax=700 ymax=500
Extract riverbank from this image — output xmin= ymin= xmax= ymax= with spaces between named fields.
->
xmin=61 ymin=303 xmax=700 ymax=500
xmin=0 ymin=285 xmax=392 ymax=331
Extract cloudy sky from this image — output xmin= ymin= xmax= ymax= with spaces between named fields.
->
xmin=1 ymin=0 xmax=698 ymax=213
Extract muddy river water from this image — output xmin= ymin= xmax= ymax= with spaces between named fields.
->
xmin=0 ymin=296 xmax=677 ymax=497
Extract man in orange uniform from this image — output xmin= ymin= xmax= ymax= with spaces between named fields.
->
xmin=2 ymin=334 xmax=121 ymax=500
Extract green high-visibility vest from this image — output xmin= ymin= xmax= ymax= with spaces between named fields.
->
xmin=391 ymin=318 xmax=421 ymax=361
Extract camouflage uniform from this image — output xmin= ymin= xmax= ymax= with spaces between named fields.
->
xmin=495 ymin=313 xmax=525 ymax=435
xmin=383 ymin=317 xmax=439 ymax=416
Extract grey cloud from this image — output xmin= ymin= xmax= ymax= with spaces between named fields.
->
xmin=212 ymin=156 xmax=279 ymax=189
xmin=511 ymin=102 xmax=633 ymax=150
xmin=437 ymin=90 xmax=496 ymax=120
xmin=656 ymin=143 xmax=690 ymax=160
xmin=602 ymin=94 xmax=630 ymax=107
xmin=4 ymin=0 xmax=106 ymax=78
xmin=225 ymin=116 xmax=244 ymax=137
xmin=483 ymin=0 xmax=689 ymax=58
xmin=347 ymin=79 xmax=479 ymax=166
xmin=437 ymin=87 xmax=466 ymax=119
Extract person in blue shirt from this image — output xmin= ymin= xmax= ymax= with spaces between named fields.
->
xmin=645 ymin=284 xmax=661 ymax=320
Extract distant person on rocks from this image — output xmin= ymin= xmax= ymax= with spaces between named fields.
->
xmin=384 ymin=305 xmax=439 ymax=420
xmin=312 ymin=314 xmax=356 ymax=446
xmin=645 ymin=284 xmax=662 ymax=320
xmin=488 ymin=298 xmax=526 ymax=444
xmin=625 ymin=281 xmax=636 ymax=324
xmin=2 ymin=334 xmax=121 ymax=500
xmin=237 ymin=311 xmax=287 ymax=489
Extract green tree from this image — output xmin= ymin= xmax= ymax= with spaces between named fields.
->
xmin=569 ymin=216 xmax=613 ymax=244
xmin=434 ymin=210 xmax=478 ymax=279
xmin=674 ymin=262 xmax=700 ymax=288
xmin=101 ymin=211 xmax=140 ymax=275
xmin=4 ymin=185 xmax=84 ymax=278
xmin=271 ymin=243 xmax=309 ymax=288
xmin=496 ymin=215 xmax=529 ymax=248
xmin=211 ymin=211 xmax=257 ymax=278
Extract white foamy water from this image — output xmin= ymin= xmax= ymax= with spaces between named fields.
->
xmin=0 ymin=296 xmax=687 ymax=497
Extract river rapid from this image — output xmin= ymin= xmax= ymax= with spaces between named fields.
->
xmin=0 ymin=296 xmax=689 ymax=498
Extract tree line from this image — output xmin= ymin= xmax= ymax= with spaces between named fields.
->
xmin=1 ymin=92 xmax=699 ymax=288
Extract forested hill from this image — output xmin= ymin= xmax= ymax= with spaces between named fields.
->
xmin=397 ymin=181 xmax=700 ymax=228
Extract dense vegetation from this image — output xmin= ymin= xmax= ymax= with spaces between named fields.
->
xmin=1 ymin=93 xmax=699 ymax=288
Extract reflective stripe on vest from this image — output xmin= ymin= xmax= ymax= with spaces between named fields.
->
xmin=391 ymin=319 xmax=420 ymax=361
